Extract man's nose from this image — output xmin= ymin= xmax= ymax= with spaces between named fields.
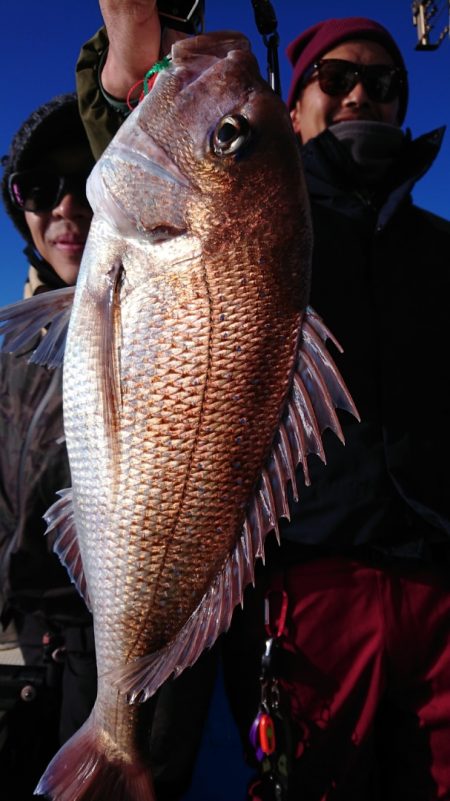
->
xmin=343 ymin=79 xmax=371 ymax=106
xmin=52 ymin=191 xmax=91 ymax=219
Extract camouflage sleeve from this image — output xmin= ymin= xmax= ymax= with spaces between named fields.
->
xmin=76 ymin=26 xmax=131 ymax=161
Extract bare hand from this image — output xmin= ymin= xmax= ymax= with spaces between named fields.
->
xmin=99 ymin=0 xmax=161 ymax=99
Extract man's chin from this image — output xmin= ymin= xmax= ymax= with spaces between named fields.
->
xmin=51 ymin=258 xmax=81 ymax=287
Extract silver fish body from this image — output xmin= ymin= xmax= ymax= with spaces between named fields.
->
xmin=64 ymin=32 xmax=310 ymax=689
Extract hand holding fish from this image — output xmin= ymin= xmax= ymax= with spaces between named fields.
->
xmin=99 ymin=0 xmax=162 ymax=98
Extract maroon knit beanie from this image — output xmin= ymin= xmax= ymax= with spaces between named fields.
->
xmin=286 ymin=17 xmax=409 ymax=124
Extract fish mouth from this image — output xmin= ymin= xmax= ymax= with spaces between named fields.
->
xmin=169 ymin=30 xmax=255 ymax=96
xmin=154 ymin=30 xmax=268 ymax=164
xmin=170 ymin=29 xmax=251 ymax=65
xmin=87 ymin=31 xmax=269 ymax=239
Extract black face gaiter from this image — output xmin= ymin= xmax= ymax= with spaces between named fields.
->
xmin=329 ymin=120 xmax=406 ymax=185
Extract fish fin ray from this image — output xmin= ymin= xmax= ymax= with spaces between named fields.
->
xmin=244 ymin=304 xmax=360 ymax=530
xmin=44 ymin=489 xmax=91 ymax=611
xmin=75 ymin=262 xmax=122 ymax=481
xmin=109 ymin=534 xmax=256 ymax=702
xmin=302 ymin=306 xmax=360 ymax=422
xmin=36 ymin=715 xmax=155 ymax=801
xmin=279 ymin=306 xmax=360 ymax=493
xmin=0 ymin=287 xmax=74 ymax=368
xmin=97 ymin=261 xmax=123 ymax=472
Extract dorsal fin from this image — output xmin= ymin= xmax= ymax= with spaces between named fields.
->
xmin=109 ymin=306 xmax=359 ymax=703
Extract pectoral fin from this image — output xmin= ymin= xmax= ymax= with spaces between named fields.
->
xmin=0 ymin=286 xmax=75 ymax=368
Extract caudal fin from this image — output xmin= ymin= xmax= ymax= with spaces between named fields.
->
xmin=35 ymin=715 xmax=155 ymax=801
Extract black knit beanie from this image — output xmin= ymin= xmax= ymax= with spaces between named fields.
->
xmin=1 ymin=93 xmax=93 ymax=244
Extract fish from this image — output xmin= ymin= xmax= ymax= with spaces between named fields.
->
xmin=0 ymin=30 xmax=358 ymax=801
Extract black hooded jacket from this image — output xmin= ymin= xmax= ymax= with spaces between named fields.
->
xmin=280 ymin=126 xmax=450 ymax=561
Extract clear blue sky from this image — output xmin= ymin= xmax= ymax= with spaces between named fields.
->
xmin=1 ymin=1 xmax=449 ymax=307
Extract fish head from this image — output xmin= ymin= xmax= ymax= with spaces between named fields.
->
xmin=86 ymin=30 xmax=312 ymax=308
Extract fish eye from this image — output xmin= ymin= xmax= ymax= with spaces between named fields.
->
xmin=211 ymin=114 xmax=251 ymax=156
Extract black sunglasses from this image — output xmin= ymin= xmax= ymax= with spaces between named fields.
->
xmin=8 ymin=169 xmax=91 ymax=213
xmin=304 ymin=58 xmax=406 ymax=104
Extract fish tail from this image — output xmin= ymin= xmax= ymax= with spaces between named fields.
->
xmin=35 ymin=716 xmax=155 ymax=801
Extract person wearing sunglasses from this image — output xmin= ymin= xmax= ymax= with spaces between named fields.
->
xmin=0 ymin=94 xmax=97 ymax=800
xmin=287 ymin=28 xmax=408 ymax=145
xmin=220 ymin=16 xmax=450 ymax=801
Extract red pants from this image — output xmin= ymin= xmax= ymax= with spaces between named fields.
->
xmin=271 ymin=557 xmax=450 ymax=800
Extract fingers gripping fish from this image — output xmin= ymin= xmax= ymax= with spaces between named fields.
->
xmin=0 ymin=31 xmax=359 ymax=801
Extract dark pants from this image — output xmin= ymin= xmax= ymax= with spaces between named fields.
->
xmin=0 ymin=613 xmax=96 ymax=801
xmin=1 ymin=612 xmax=218 ymax=801
xmin=147 ymin=647 xmax=219 ymax=800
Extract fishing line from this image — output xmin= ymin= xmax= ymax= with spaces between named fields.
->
xmin=126 ymin=57 xmax=173 ymax=110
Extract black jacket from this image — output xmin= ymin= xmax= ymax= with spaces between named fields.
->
xmin=280 ymin=127 xmax=450 ymax=560
xmin=0 ymin=274 xmax=92 ymax=627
